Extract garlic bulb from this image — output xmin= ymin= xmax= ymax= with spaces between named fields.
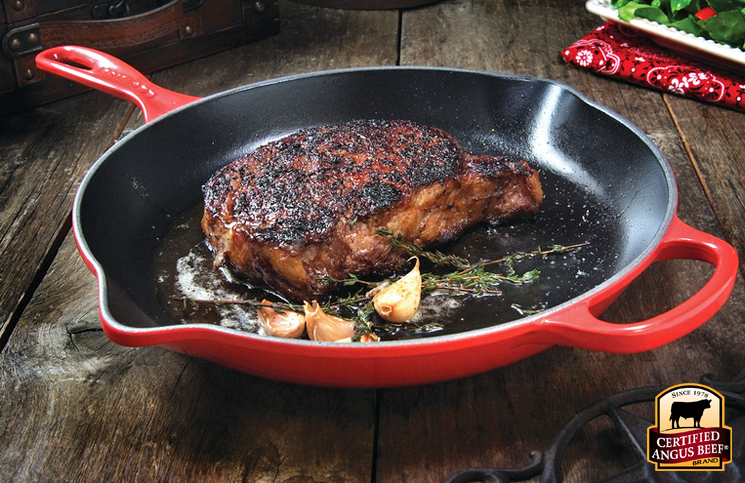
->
xmin=373 ymin=257 xmax=421 ymax=323
xmin=257 ymin=300 xmax=306 ymax=339
xmin=303 ymin=301 xmax=356 ymax=342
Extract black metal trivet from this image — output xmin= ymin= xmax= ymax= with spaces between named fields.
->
xmin=445 ymin=367 xmax=745 ymax=483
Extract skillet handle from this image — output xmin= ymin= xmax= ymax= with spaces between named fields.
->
xmin=35 ymin=45 xmax=200 ymax=122
xmin=542 ymin=216 xmax=738 ymax=353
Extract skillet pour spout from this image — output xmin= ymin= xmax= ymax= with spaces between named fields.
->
xmin=35 ymin=45 xmax=739 ymax=388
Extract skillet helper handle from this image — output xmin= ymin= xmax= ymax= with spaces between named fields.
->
xmin=35 ymin=45 xmax=200 ymax=122
xmin=542 ymin=216 xmax=738 ymax=353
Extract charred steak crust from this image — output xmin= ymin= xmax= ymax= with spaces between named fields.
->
xmin=203 ymin=119 xmax=463 ymax=246
xmin=202 ymin=119 xmax=543 ymax=301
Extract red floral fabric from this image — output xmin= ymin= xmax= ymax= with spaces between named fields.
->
xmin=562 ymin=22 xmax=745 ymax=112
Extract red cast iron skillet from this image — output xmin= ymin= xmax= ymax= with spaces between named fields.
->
xmin=36 ymin=46 xmax=738 ymax=388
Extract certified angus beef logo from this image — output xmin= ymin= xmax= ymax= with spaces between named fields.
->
xmin=647 ymin=384 xmax=732 ymax=471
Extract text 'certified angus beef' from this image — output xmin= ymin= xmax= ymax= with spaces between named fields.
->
xmin=201 ymin=119 xmax=544 ymax=301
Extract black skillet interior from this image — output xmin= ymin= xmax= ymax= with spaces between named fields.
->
xmin=76 ymin=68 xmax=674 ymax=336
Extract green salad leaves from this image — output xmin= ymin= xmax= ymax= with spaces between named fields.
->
xmin=611 ymin=0 xmax=745 ymax=49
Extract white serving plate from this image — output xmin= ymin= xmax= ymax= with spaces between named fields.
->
xmin=586 ymin=0 xmax=745 ymax=75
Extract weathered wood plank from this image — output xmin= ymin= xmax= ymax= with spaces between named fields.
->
xmin=0 ymin=94 xmax=132 ymax=345
xmin=662 ymin=96 xmax=745 ymax=270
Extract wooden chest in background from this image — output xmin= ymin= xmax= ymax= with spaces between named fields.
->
xmin=1 ymin=0 xmax=279 ymax=114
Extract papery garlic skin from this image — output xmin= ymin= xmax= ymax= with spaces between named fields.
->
xmin=257 ymin=299 xmax=306 ymax=339
xmin=303 ymin=301 xmax=356 ymax=342
xmin=373 ymin=257 xmax=421 ymax=323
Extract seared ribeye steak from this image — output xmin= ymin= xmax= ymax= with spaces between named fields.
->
xmin=202 ymin=119 xmax=543 ymax=301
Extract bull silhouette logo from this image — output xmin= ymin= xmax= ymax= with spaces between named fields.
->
xmin=669 ymin=398 xmax=711 ymax=430
xmin=647 ymin=384 xmax=732 ymax=471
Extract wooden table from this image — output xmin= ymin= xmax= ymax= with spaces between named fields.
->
xmin=2 ymin=1 xmax=744 ymax=480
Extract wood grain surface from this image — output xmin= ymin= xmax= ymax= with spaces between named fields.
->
xmin=0 ymin=95 xmax=132 ymax=345
xmin=1 ymin=0 xmax=743 ymax=481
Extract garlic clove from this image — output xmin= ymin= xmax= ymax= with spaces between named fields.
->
xmin=359 ymin=333 xmax=380 ymax=343
xmin=303 ymin=301 xmax=356 ymax=342
xmin=373 ymin=257 xmax=421 ymax=323
xmin=257 ymin=299 xmax=306 ymax=339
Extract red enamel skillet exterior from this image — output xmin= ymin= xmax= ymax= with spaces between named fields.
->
xmin=36 ymin=46 xmax=738 ymax=388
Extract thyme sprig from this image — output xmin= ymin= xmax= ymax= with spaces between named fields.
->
xmin=377 ymin=229 xmax=470 ymax=269
xmin=431 ymin=242 xmax=588 ymax=296
xmin=421 ymin=266 xmax=541 ymax=297
xmin=473 ymin=243 xmax=590 ymax=273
